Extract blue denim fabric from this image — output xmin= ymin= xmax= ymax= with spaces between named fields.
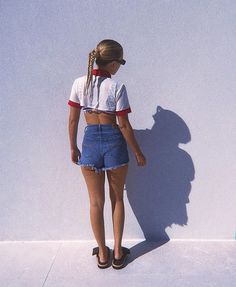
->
xmin=77 ymin=124 xmax=129 ymax=173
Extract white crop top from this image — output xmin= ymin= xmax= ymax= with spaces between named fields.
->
xmin=67 ymin=68 xmax=131 ymax=116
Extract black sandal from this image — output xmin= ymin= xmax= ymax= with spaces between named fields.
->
xmin=112 ymin=247 xmax=130 ymax=269
xmin=92 ymin=246 xmax=110 ymax=269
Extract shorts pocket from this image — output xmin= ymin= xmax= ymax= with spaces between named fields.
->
xmin=106 ymin=138 xmax=127 ymax=157
xmin=82 ymin=135 xmax=97 ymax=149
xmin=81 ymin=143 xmax=95 ymax=158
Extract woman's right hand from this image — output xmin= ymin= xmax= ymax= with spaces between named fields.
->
xmin=71 ymin=147 xmax=81 ymax=164
xmin=135 ymin=152 xmax=146 ymax=166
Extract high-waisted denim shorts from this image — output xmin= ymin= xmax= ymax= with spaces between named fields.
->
xmin=77 ymin=124 xmax=129 ymax=173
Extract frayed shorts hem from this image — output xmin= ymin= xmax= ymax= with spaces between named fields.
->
xmin=76 ymin=162 xmax=128 ymax=173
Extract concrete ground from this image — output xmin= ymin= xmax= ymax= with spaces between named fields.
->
xmin=0 ymin=240 xmax=235 ymax=287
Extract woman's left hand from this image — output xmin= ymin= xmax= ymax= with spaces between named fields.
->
xmin=71 ymin=147 xmax=81 ymax=164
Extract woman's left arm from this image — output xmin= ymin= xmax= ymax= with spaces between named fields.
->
xmin=68 ymin=106 xmax=81 ymax=163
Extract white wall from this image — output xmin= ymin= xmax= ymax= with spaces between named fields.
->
xmin=1 ymin=0 xmax=235 ymax=240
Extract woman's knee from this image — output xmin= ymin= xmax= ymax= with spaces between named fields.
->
xmin=110 ymin=198 xmax=124 ymax=208
xmin=89 ymin=197 xmax=105 ymax=209
xmin=109 ymin=189 xmax=124 ymax=204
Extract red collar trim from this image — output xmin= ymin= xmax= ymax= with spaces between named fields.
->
xmin=92 ymin=69 xmax=111 ymax=78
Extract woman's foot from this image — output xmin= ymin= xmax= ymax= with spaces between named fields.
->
xmin=99 ymin=246 xmax=109 ymax=262
xmin=113 ymin=246 xmax=123 ymax=259
xmin=112 ymin=246 xmax=130 ymax=269
xmin=92 ymin=246 xmax=111 ymax=269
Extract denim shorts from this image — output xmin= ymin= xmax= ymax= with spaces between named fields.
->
xmin=77 ymin=124 xmax=129 ymax=173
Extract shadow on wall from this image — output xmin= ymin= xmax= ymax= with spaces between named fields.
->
xmin=125 ymin=106 xmax=195 ymax=262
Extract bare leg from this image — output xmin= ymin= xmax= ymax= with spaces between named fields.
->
xmin=107 ymin=164 xmax=128 ymax=259
xmin=81 ymin=167 xmax=108 ymax=262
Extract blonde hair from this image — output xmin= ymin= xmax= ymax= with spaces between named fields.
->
xmin=85 ymin=39 xmax=123 ymax=96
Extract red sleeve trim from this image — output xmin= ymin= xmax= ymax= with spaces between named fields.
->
xmin=116 ymin=107 xmax=131 ymax=116
xmin=68 ymin=100 xmax=81 ymax=109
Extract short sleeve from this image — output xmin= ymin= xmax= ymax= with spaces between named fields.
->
xmin=67 ymin=79 xmax=81 ymax=109
xmin=115 ymin=84 xmax=131 ymax=116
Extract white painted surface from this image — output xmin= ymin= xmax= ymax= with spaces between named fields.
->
xmin=1 ymin=1 xmax=235 ymax=240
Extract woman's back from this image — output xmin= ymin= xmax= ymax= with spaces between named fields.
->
xmin=84 ymin=110 xmax=117 ymax=125
xmin=68 ymin=68 xmax=131 ymax=125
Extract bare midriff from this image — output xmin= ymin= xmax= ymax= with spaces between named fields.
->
xmin=84 ymin=111 xmax=118 ymax=126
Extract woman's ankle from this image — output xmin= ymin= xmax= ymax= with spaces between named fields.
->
xmin=98 ymin=246 xmax=109 ymax=260
xmin=113 ymin=244 xmax=122 ymax=253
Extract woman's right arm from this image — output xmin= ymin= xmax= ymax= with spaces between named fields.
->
xmin=117 ymin=115 xmax=146 ymax=166
xmin=68 ymin=106 xmax=81 ymax=164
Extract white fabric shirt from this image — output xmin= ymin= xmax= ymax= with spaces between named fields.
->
xmin=68 ymin=69 xmax=131 ymax=116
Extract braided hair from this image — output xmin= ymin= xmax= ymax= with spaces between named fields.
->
xmin=85 ymin=39 xmax=123 ymax=97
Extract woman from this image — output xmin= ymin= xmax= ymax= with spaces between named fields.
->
xmin=68 ymin=39 xmax=146 ymax=269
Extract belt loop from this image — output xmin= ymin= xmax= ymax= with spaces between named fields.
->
xmin=112 ymin=123 xmax=119 ymax=129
